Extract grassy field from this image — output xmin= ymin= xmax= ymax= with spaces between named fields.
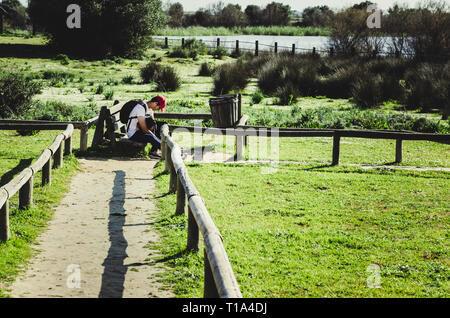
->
xmin=0 ymin=130 xmax=81 ymax=297
xmin=151 ymin=162 xmax=449 ymax=298
xmin=1 ymin=34 xmax=449 ymax=298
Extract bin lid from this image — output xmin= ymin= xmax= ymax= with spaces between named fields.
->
xmin=209 ymin=94 xmax=240 ymax=105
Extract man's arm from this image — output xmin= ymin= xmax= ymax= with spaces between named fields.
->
xmin=137 ymin=116 xmax=155 ymax=135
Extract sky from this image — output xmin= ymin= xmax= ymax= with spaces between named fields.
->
xmin=18 ymin=0 xmax=422 ymax=12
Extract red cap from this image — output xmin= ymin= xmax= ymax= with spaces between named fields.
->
xmin=156 ymin=95 xmax=166 ymax=112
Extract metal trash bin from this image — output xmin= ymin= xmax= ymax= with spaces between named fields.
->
xmin=209 ymin=93 xmax=241 ymax=128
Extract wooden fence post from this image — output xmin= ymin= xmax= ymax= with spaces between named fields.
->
xmin=395 ymin=139 xmax=403 ymax=163
xmin=255 ymin=40 xmax=259 ymax=56
xmin=64 ymin=135 xmax=72 ymax=156
xmin=80 ymin=126 xmax=88 ymax=152
xmin=19 ymin=175 xmax=33 ymax=210
xmin=161 ymin=137 xmax=166 ymax=160
xmin=187 ymin=205 xmax=199 ymax=251
xmin=42 ymin=158 xmax=51 ymax=186
xmin=274 ymin=42 xmax=278 ymax=54
xmin=164 ymin=142 xmax=170 ymax=173
xmin=53 ymin=142 xmax=63 ymax=169
xmin=292 ymin=43 xmax=295 ymax=55
xmin=236 ymin=130 xmax=244 ymax=161
xmin=204 ymin=249 xmax=219 ymax=298
xmin=0 ymin=199 xmax=9 ymax=242
xmin=166 ymin=146 xmax=177 ymax=193
xmin=165 ymin=37 xmax=168 ymax=48
xmin=175 ymin=174 xmax=186 ymax=216
xmin=235 ymin=40 xmax=239 ymax=55
xmin=217 ymin=38 xmax=220 ymax=48
xmin=92 ymin=106 xmax=107 ymax=148
xmin=332 ymin=132 xmax=341 ymax=166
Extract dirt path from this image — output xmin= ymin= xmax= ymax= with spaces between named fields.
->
xmin=8 ymin=157 xmax=174 ymax=298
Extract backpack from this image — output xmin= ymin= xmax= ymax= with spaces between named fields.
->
xmin=119 ymin=99 xmax=147 ymax=125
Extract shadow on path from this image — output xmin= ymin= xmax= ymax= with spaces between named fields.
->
xmin=99 ymin=170 xmax=128 ymax=298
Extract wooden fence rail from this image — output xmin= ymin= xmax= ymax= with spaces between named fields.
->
xmin=0 ymin=118 xmax=97 ymax=153
xmin=160 ymin=124 xmax=242 ymax=298
xmin=167 ymin=124 xmax=450 ymax=165
xmin=0 ymin=124 xmax=74 ymax=242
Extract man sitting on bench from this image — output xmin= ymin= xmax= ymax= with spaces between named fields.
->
xmin=127 ymin=95 xmax=166 ymax=158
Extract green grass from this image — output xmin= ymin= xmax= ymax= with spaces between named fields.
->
xmin=0 ymin=130 xmax=81 ymax=297
xmin=157 ymin=26 xmax=330 ymax=36
xmin=152 ymin=162 xmax=449 ymax=298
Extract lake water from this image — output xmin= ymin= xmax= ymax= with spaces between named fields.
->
xmin=153 ymin=35 xmax=331 ymax=53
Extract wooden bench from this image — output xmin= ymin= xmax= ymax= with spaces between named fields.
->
xmin=91 ymin=101 xmax=148 ymax=153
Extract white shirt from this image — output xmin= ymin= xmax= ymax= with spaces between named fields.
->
xmin=126 ymin=103 xmax=154 ymax=138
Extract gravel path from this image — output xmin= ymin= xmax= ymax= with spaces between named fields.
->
xmin=8 ymin=157 xmax=174 ymax=298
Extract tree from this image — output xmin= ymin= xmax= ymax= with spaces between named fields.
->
xmin=192 ymin=9 xmax=215 ymax=27
xmin=28 ymin=0 xmax=166 ymax=58
xmin=2 ymin=0 xmax=28 ymax=29
xmin=168 ymin=2 xmax=184 ymax=27
xmin=301 ymin=6 xmax=334 ymax=27
xmin=245 ymin=5 xmax=262 ymax=26
xmin=328 ymin=7 xmax=373 ymax=55
xmin=219 ymin=4 xmax=247 ymax=28
xmin=261 ymin=2 xmax=291 ymax=26
xmin=352 ymin=1 xmax=375 ymax=10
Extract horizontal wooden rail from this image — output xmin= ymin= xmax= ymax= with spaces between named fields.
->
xmin=0 ymin=118 xmax=97 ymax=153
xmin=0 ymin=124 xmax=74 ymax=242
xmin=160 ymin=124 xmax=242 ymax=298
xmin=167 ymin=123 xmax=449 ymax=165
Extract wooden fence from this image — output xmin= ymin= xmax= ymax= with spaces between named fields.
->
xmin=0 ymin=117 xmax=98 ymax=153
xmin=0 ymin=124 xmax=74 ymax=242
xmin=161 ymin=123 xmax=242 ymax=298
xmin=168 ymin=122 xmax=450 ymax=165
xmin=153 ymin=36 xmax=408 ymax=58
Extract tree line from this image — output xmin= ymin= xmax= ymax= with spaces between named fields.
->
xmin=0 ymin=0 xmax=447 ymax=61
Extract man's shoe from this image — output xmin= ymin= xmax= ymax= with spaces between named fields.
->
xmin=149 ymin=152 xmax=161 ymax=159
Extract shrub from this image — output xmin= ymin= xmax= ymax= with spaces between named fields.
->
xmin=169 ymin=39 xmax=208 ymax=59
xmin=140 ymin=61 xmax=162 ymax=83
xmin=246 ymin=105 xmax=448 ymax=133
xmin=21 ymin=100 xmax=98 ymax=122
xmin=209 ymin=46 xmax=228 ymax=59
xmin=351 ymin=75 xmax=385 ymax=108
xmin=95 ymin=84 xmax=105 ymax=95
xmin=55 ymin=53 xmax=70 ymax=65
xmin=251 ymin=90 xmax=265 ymax=105
xmin=42 ymin=70 xmax=75 ymax=81
xmin=213 ymin=60 xmax=250 ymax=96
xmin=104 ymin=89 xmax=115 ymax=100
xmin=155 ymin=65 xmax=181 ymax=91
xmin=122 ymin=75 xmax=134 ymax=84
xmin=198 ymin=62 xmax=216 ymax=76
xmin=319 ymin=65 xmax=362 ymax=98
xmin=404 ymin=63 xmax=450 ymax=117
xmin=0 ymin=72 xmax=42 ymax=118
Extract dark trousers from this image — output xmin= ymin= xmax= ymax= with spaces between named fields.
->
xmin=129 ymin=120 xmax=167 ymax=152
